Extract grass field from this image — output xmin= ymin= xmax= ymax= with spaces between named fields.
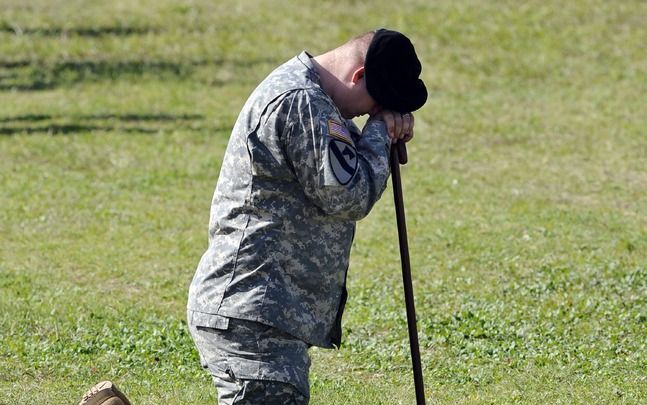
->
xmin=1 ymin=0 xmax=646 ymax=403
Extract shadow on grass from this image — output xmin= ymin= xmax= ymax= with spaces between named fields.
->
xmin=0 ymin=113 xmax=203 ymax=123
xmin=0 ymin=60 xmax=31 ymax=68
xmin=82 ymin=113 xmax=203 ymax=122
xmin=0 ymin=114 xmax=53 ymax=123
xmin=0 ymin=82 xmax=54 ymax=91
xmin=0 ymin=124 xmax=160 ymax=136
xmin=0 ymin=57 xmax=274 ymax=91
xmin=0 ymin=60 xmax=195 ymax=91
xmin=0 ymin=23 xmax=159 ymax=37
xmin=0 ymin=113 xmax=213 ymax=136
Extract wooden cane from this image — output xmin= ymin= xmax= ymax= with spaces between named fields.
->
xmin=390 ymin=141 xmax=426 ymax=405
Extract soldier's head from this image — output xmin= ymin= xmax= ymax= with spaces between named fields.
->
xmin=314 ymin=29 xmax=427 ymax=119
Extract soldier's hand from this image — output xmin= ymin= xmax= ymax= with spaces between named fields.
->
xmin=370 ymin=110 xmax=415 ymax=143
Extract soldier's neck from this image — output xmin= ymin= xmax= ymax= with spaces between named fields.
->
xmin=312 ymin=52 xmax=347 ymax=108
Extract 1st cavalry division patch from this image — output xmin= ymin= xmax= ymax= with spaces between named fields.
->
xmin=329 ymin=139 xmax=358 ymax=185
xmin=326 ymin=119 xmax=358 ymax=185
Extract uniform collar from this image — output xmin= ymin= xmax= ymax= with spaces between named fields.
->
xmin=296 ymin=51 xmax=321 ymax=85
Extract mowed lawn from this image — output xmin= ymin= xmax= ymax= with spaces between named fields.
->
xmin=1 ymin=0 xmax=645 ymax=403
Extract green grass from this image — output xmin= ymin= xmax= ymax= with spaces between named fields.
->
xmin=1 ymin=0 xmax=646 ymax=403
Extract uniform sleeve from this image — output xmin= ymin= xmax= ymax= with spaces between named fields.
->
xmin=283 ymin=89 xmax=391 ymax=221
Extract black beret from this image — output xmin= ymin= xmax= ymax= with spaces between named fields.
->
xmin=364 ymin=29 xmax=428 ymax=113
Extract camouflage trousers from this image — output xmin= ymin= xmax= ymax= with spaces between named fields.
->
xmin=187 ymin=310 xmax=310 ymax=404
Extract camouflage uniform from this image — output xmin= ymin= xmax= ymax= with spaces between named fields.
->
xmin=188 ymin=315 xmax=310 ymax=404
xmin=187 ymin=51 xmax=391 ymax=401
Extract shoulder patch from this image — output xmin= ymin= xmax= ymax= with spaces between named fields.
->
xmin=328 ymin=139 xmax=358 ymax=185
xmin=327 ymin=119 xmax=353 ymax=145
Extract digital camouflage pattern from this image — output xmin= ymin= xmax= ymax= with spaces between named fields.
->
xmin=188 ymin=315 xmax=310 ymax=402
xmin=187 ymin=51 xmax=392 ymax=348
xmin=214 ymin=379 xmax=307 ymax=405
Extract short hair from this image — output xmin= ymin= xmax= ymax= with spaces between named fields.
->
xmin=341 ymin=31 xmax=375 ymax=65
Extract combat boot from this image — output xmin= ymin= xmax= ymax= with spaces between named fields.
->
xmin=78 ymin=380 xmax=131 ymax=405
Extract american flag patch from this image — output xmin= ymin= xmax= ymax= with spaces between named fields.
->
xmin=327 ymin=119 xmax=352 ymax=145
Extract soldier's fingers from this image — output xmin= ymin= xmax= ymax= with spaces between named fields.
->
xmin=403 ymin=131 xmax=414 ymax=143
xmin=402 ymin=113 xmax=414 ymax=139
xmin=393 ymin=112 xmax=403 ymax=139
xmin=382 ymin=112 xmax=395 ymax=139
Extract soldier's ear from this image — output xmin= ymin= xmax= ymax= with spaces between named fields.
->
xmin=351 ymin=66 xmax=365 ymax=84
